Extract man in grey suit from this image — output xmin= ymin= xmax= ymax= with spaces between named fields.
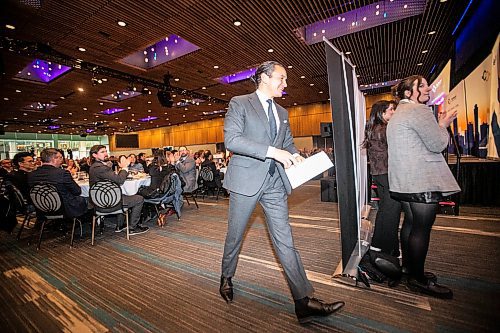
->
xmin=220 ymin=61 xmax=344 ymax=324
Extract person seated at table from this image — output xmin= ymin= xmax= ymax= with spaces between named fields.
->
xmin=128 ymin=154 xmax=144 ymax=173
xmin=198 ymin=150 xmax=223 ymax=191
xmin=0 ymin=159 xmax=13 ymax=177
xmin=174 ymin=146 xmax=197 ymax=193
xmin=6 ymin=152 xmax=37 ymax=201
xmin=79 ymin=157 xmax=91 ymax=173
xmin=137 ymin=152 xmax=149 ymax=174
xmin=27 ymin=148 xmax=88 ymax=220
xmin=66 ymin=159 xmax=80 ymax=176
xmin=89 ymin=145 xmax=148 ymax=235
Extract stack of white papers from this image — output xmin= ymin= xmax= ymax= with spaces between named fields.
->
xmin=285 ymin=151 xmax=334 ymax=189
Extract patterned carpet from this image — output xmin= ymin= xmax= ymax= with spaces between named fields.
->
xmin=0 ymin=181 xmax=499 ymax=332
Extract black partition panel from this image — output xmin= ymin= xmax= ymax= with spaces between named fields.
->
xmin=325 ymin=43 xmax=358 ymax=270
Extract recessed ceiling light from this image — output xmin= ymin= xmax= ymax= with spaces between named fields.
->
xmin=213 ymin=65 xmax=219 ymax=69
xmin=6 ymin=24 xmax=15 ymax=30
xmin=345 ymin=51 xmax=351 ymax=55
xmin=309 ymin=83 xmax=314 ymax=86
xmin=69 ymin=112 xmax=72 ymax=115
xmin=417 ymin=63 xmax=423 ymax=66
xmin=287 ymin=65 xmax=293 ymax=69
xmin=83 ymin=107 xmax=87 ymax=110
xmin=221 ymin=93 xmax=226 ymax=96
xmin=233 ymin=19 xmax=242 ymax=26
xmin=117 ymin=21 xmax=127 ymax=27
xmin=422 ymin=50 xmax=428 ymax=53
xmin=319 ymin=91 xmax=324 ymax=94
xmin=174 ymin=78 xmax=179 ymax=81
xmin=202 ymin=87 xmax=207 ymax=90
xmin=3 ymin=97 xmax=9 ymax=101
xmin=15 ymin=89 xmax=21 ymax=93
xmin=428 ymin=31 xmax=436 ymax=35
xmin=267 ymin=48 xmax=274 ymax=53
xmin=300 ymin=75 xmax=305 ymax=79
xmin=440 ymin=0 xmax=447 ymax=2
xmin=147 ymin=101 xmax=152 ymax=104
xmin=77 ymin=87 xmax=84 ymax=92
xmin=83 ymin=118 xmax=87 ymax=121
xmin=78 ymin=47 xmax=86 ymax=52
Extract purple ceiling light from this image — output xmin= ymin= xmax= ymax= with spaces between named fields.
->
xmin=15 ymin=59 xmax=71 ymax=83
xmin=47 ymin=125 xmax=60 ymax=130
xmin=217 ymin=67 xmax=257 ymax=84
xmin=139 ymin=116 xmax=158 ymax=122
xmin=120 ymin=34 xmax=200 ymax=69
xmin=359 ymin=79 xmax=400 ymax=91
xmin=21 ymin=102 xmax=57 ymax=112
xmin=86 ymin=129 xmax=95 ymax=133
xmin=101 ymin=107 xmax=126 ymax=115
xmin=297 ymin=0 xmax=426 ymax=45
xmin=100 ymin=90 xmax=142 ymax=102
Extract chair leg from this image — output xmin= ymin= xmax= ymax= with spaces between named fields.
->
xmin=36 ymin=220 xmax=46 ymax=251
xmin=17 ymin=213 xmax=31 ymax=240
xmin=125 ymin=212 xmax=130 ymax=240
xmin=91 ymin=216 xmax=96 ymax=246
xmin=70 ymin=218 xmax=76 ymax=248
xmin=191 ymin=194 xmax=199 ymax=209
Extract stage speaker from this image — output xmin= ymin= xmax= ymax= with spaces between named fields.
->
xmin=157 ymin=90 xmax=173 ymax=107
xmin=320 ymin=122 xmax=333 ymax=138
xmin=0 ymin=128 xmax=5 ymax=135
xmin=80 ymin=133 xmax=87 ymax=137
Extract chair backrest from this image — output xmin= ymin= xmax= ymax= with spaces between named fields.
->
xmin=89 ymin=180 xmax=123 ymax=211
xmin=29 ymin=183 xmax=64 ymax=216
xmin=200 ymin=166 xmax=214 ymax=182
xmin=165 ymin=173 xmax=180 ymax=196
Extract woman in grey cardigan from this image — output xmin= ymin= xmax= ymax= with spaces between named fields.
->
xmin=387 ymin=75 xmax=460 ymax=299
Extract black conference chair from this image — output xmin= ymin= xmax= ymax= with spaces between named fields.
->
xmin=144 ymin=173 xmax=182 ymax=222
xmin=89 ymin=180 xmax=129 ymax=245
xmin=198 ymin=166 xmax=223 ymax=201
xmin=29 ymin=183 xmax=81 ymax=250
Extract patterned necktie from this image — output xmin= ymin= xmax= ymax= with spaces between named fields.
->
xmin=267 ymin=99 xmax=277 ymax=176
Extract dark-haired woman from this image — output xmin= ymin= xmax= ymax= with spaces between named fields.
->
xmin=362 ymin=100 xmax=401 ymax=257
xmin=387 ymin=75 xmax=459 ymax=299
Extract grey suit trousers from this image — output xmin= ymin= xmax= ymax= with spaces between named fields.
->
xmin=221 ymin=171 xmax=314 ymax=300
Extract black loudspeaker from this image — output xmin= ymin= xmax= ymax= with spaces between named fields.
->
xmin=80 ymin=133 xmax=87 ymax=137
xmin=157 ymin=90 xmax=173 ymax=107
xmin=0 ymin=127 xmax=5 ymax=135
xmin=320 ymin=122 xmax=333 ymax=138
xmin=320 ymin=176 xmax=337 ymax=202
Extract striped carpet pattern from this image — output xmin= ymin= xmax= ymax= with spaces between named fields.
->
xmin=0 ymin=181 xmax=499 ymax=332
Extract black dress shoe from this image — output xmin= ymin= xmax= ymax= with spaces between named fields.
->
xmin=219 ymin=276 xmax=233 ymax=303
xmin=295 ymin=297 xmax=345 ymax=324
xmin=402 ymin=267 xmax=437 ymax=283
xmin=407 ymin=278 xmax=453 ymax=299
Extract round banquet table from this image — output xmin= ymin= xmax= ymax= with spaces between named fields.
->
xmin=77 ymin=176 xmax=151 ymax=197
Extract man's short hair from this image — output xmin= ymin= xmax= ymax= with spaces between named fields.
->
xmin=12 ymin=152 xmax=33 ymax=168
xmin=179 ymin=146 xmax=187 ymax=152
xmin=250 ymin=61 xmax=284 ymax=88
xmin=90 ymin=145 xmax=106 ymax=156
xmin=40 ymin=148 xmax=60 ymax=163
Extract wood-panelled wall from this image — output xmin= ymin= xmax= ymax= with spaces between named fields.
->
xmin=110 ymin=102 xmax=334 ymax=150
xmin=109 ymin=93 xmax=394 ymax=151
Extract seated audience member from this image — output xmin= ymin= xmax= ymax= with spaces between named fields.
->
xmin=174 ymin=146 xmax=197 ymax=193
xmin=66 ymin=159 xmax=80 ymax=175
xmin=137 ymin=152 xmax=149 ymax=174
xmin=0 ymin=159 xmax=13 ymax=177
xmin=138 ymin=152 xmax=176 ymax=199
xmin=89 ymin=145 xmax=148 ymax=235
xmin=6 ymin=152 xmax=37 ymax=200
xmin=198 ymin=150 xmax=223 ymax=189
xmin=79 ymin=157 xmax=90 ymax=173
xmin=27 ymin=148 xmax=87 ymax=219
xmin=128 ymin=154 xmax=144 ymax=173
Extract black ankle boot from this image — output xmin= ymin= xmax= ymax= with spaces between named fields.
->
xmin=219 ymin=276 xmax=233 ymax=303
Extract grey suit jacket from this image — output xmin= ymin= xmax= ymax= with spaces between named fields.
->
xmin=387 ymin=101 xmax=460 ymax=195
xmin=176 ymin=156 xmax=197 ymax=193
xmin=223 ymin=92 xmax=298 ymax=196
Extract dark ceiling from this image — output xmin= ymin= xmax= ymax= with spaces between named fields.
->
xmin=0 ymin=0 xmax=471 ymax=135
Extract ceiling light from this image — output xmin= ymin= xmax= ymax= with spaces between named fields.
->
xmin=233 ymin=19 xmax=242 ymax=26
xmin=287 ymin=65 xmax=293 ymax=69
xmin=422 ymin=50 xmax=428 ymax=53
xmin=309 ymin=83 xmax=314 ymax=86
xmin=147 ymin=101 xmax=152 ymax=104
xmin=78 ymin=47 xmax=86 ymax=52
xmin=6 ymin=24 xmax=15 ymax=30
xmin=15 ymin=89 xmax=21 ymax=93
xmin=345 ymin=51 xmax=351 ymax=55
xmin=83 ymin=107 xmax=87 ymax=110
xmin=174 ymin=78 xmax=179 ymax=81
xmin=221 ymin=93 xmax=226 ymax=96
xmin=3 ymin=97 xmax=9 ymax=101
xmin=202 ymin=87 xmax=206 ymax=90
xmin=319 ymin=91 xmax=324 ymax=94
xmin=77 ymin=87 xmax=84 ymax=92
xmin=214 ymin=65 xmax=219 ymax=69
xmin=417 ymin=63 xmax=423 ymax=66
xmin=300 ymin=75 xmax=305 ymax=79
xmin=440 ymin=0 xmax=447 ymax=2
xmin=428 ymin=31 xmax=436 ymax=35
xmin=117 ymin=21 xmax=127 ymax=27
xmin=268 ymin=48 xmax=274 ymax=53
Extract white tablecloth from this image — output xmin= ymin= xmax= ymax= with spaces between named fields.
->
xmin=77 ymin=176 xmax=151 ymax=197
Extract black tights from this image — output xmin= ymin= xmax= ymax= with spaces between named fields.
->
xmin=400 ymin=201 xmax=438 ymax=282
